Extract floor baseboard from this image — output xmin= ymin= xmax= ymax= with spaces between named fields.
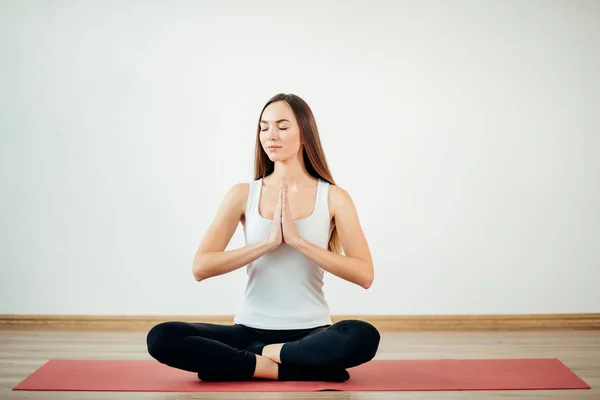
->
xmin=1 ymin=314 xmax=599 ymax=331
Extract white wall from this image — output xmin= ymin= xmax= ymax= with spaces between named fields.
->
xmin=1 ymin=0 xmax=599 ymax=316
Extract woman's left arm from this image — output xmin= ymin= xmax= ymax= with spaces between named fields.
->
xmin=289 ymin=185 xmax=374 ymax=289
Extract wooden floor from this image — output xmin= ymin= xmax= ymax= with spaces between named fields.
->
xmin=1 ymin=329 xmax=598 ymax=399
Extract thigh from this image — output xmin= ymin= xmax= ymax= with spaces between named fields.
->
xmin=147 ymin=321 xmax=256 ymax=351
xmin=318 ymin=319 xmax=379 ymax=338
xmin=279 ymin=320 xmax=380 ymax=368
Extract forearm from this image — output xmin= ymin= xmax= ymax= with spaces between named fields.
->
xmin=290 ymin=238 xmax=374 ymax=289
xmin=193 ymin=240 xmax=274 ymax=281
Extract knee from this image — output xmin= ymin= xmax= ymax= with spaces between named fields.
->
xmin=351 ymin=320 xmax=380 ymax=359
xmin=337 ymin=320 xmax=381 ymax=364
xmin=146 ymin=321 xmax=178 ymax=361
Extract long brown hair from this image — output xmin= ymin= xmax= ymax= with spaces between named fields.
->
xmin=254 ymin=93 xmax=342 ymax=254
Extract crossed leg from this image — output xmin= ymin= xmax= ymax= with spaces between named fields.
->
xmin=146 ymin=321 xmax=276 ymax=381
xmin=257 ymin=320 xmax=381 ymax=370
xmin=146 ymin=319 xmax=380 ymax=382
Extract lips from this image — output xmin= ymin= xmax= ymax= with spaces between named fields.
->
xmin=266 ymin=146 xmax=281 ymax=150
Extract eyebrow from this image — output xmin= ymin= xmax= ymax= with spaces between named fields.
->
xmin=260 ymin=119 xmax=290 ymax=124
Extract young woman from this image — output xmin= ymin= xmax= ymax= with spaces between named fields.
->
xmin=147 ymin=93 xmax=380 ymax=382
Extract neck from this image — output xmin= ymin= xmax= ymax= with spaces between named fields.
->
xmin=269 ymin=151 xmax=314 ymax=187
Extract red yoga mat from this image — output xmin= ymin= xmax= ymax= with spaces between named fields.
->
xmin=13 ymin=358 xmax=590 ymax=392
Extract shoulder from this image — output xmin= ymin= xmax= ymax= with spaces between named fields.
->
xmin=328 ymin=184 xmax=355 ymax=216
xmin=229 ymin=182 xmax=251 ymax=196
xmin=220 ymin=182 xmax=252 ymax=214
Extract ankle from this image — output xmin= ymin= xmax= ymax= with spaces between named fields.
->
xmin=263 ymin=343 xmax=283 ymax=363
xmin=253 ymin=355 xmax=279 ymax=380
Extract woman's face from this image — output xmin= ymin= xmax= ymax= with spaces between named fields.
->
xmin=259 ymin=101 xmax=302 ymax=162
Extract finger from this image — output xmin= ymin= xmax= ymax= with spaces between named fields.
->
xmin=276 ymin=185 xmax=283 ymax=207
xmin=281 ymin=184 xmax=286 ymax=217
xmin=275 ymin=185 xmax=283 ymax=221
xmin=282 ymin=184 xmax=289 ymax=221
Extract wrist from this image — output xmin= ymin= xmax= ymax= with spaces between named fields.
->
xmin=262 ymin=239 xmax=278 ymax=252
xmin=288 ymin=236 xmax=304 ymax=249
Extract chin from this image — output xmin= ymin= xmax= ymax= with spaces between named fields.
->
xmin=268 ymin=154 xmax=285 ymax=162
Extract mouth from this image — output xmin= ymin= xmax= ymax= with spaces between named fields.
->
xmin=266 ymin=146 xmax=281 ymax=150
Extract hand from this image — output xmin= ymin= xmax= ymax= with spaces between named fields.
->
xmin=281 ymin=183 xmax=301 ymax=246
xmin=265 ymin=184 xmax=283 ymax=251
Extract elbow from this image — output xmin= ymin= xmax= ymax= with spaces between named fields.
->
xmin=361 ymin=277 xmax=373 ymax=289
xmin=192 ymin=254 xmax=209 ymax=282
xmin=193 ymin=266 xmax=210 ymax=282
xmin=360 ymin=267 xmax=374 ymax=289
xmin=193 ymin=268 xmax=206 ymax=282
xmin=192 ymin=264 xmax=206 ymax=282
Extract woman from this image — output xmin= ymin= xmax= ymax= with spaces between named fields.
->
xmin=147 ymin=93 xmax=380 ymax=382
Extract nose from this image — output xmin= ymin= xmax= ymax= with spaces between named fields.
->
xmin=265 ymin=127 xmax=279 ymax=140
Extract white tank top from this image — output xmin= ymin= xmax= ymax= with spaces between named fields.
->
xmin=233 ymin=177 xmax=333 ymax=329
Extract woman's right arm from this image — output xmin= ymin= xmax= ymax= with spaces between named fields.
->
xmin=192 ymin=183 xmax=275 ymax=281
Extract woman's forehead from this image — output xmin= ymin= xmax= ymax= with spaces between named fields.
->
xmin=262 ymin=102 xmax=294 ymax=122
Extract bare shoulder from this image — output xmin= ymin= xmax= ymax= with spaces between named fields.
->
xmin=195 ymin=182 xmax=250 ymax=257
xmin=209 ymin=182 xmax=251 ymax=223
xmin=226 ymin=182 xmax=250 ymax=217
xmin=328 ymin=184 xmax=355 ymax=214
xmin=229 ymin=182 xmax=250 ymax=197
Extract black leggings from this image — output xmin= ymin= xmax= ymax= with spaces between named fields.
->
xmin=146 ymin=319 xmax=380 ymax=381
